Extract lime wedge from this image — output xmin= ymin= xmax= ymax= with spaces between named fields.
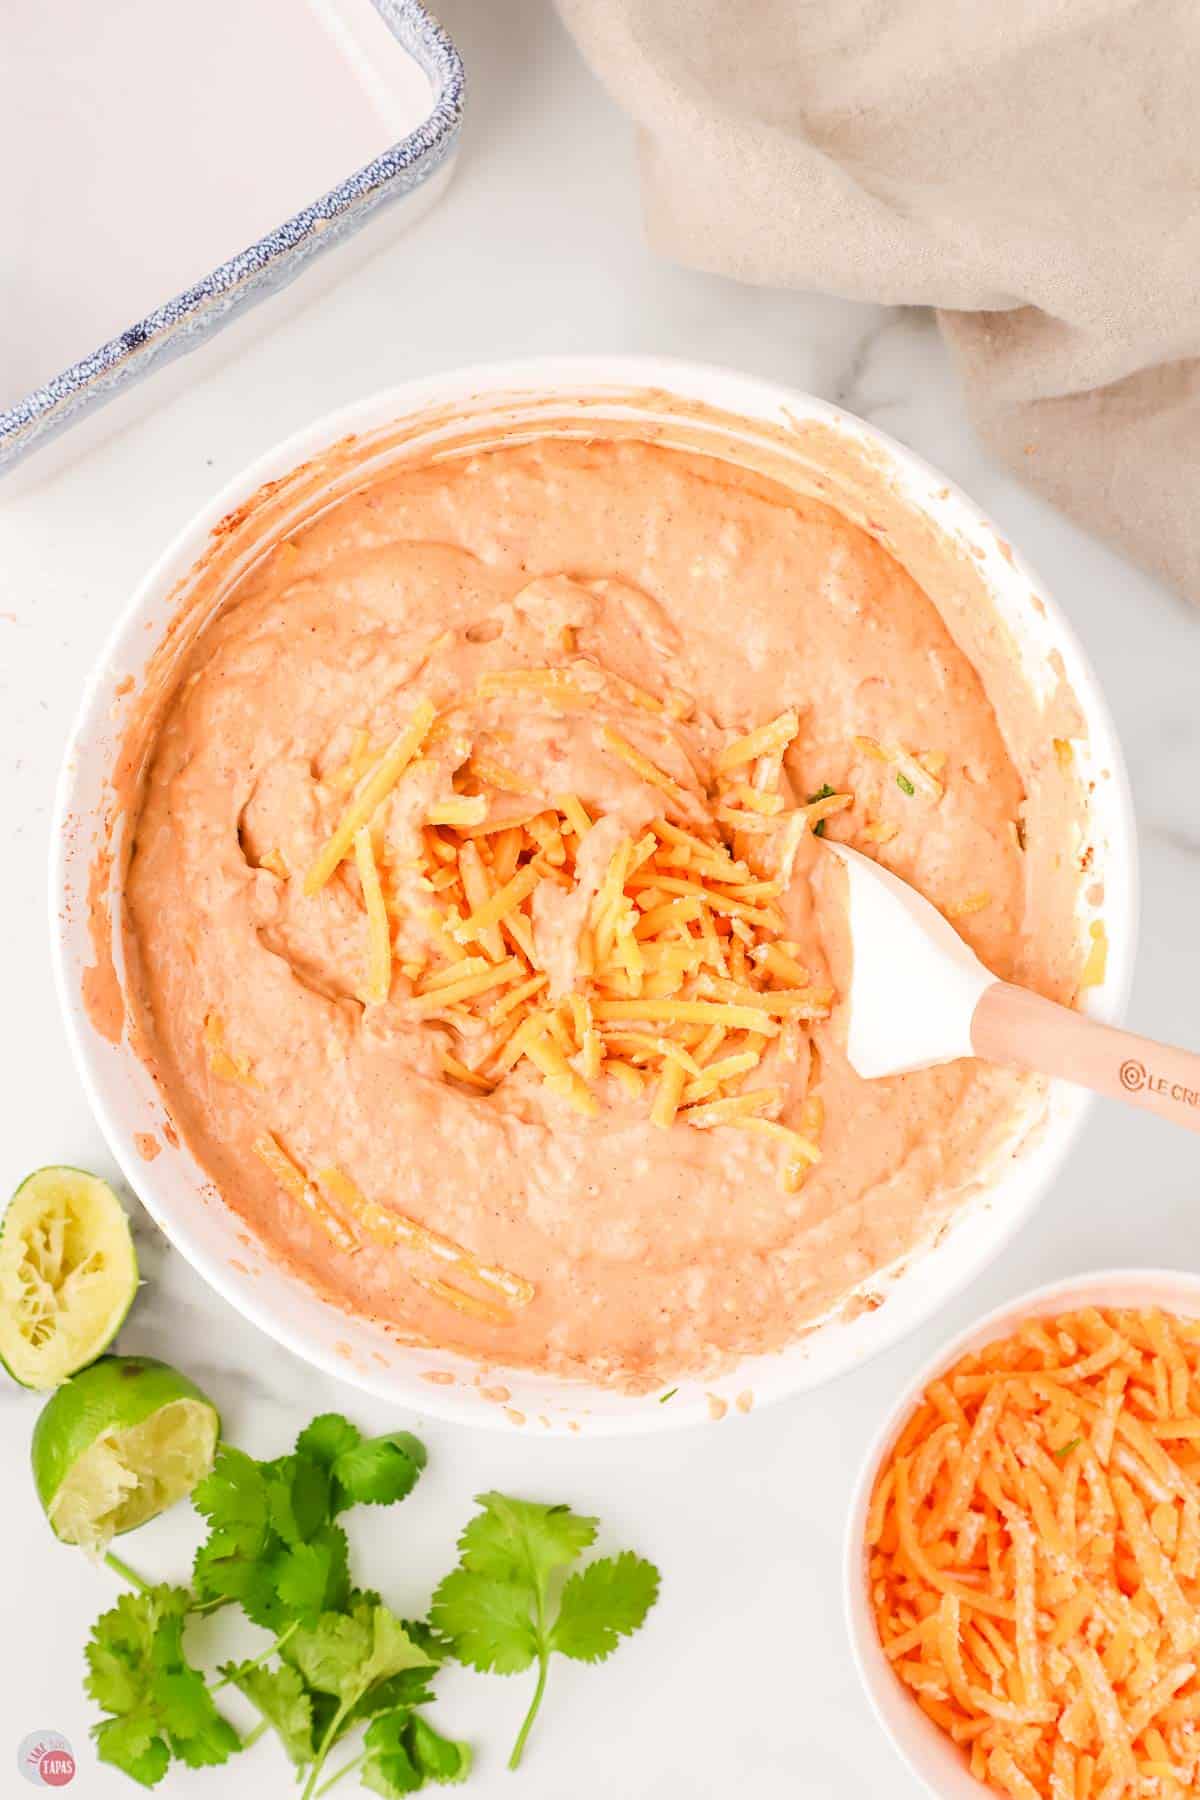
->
xmin=0 ymin=1166 xmax=139 ymax=1389
xmin=32 ymin=1355 xmax=220 ymax=1549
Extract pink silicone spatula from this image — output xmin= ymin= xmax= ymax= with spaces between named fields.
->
xmin=827 ymin=841 xmax=1200 ymax=1133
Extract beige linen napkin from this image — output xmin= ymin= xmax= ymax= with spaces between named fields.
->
xmin=558 ymin=0 xmax=1200 ymax=600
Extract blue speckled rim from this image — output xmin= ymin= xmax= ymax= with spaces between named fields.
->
xmin=0 ymin=0 xmax=464 ymax=475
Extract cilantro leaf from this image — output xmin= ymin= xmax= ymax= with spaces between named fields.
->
xmin=401 ymin=1618 xmax=453 ymax=1664
xmin=551 ymin=1553 xmax=660 ymax=1662
xmin=285 ymin=1596 xmax=434 ymax=1705
xmin=85 ymin=1590 xmax=159 ymax=1715
xmin=362 ymin=1727 xmax=421 ymax=1798
xmin=431 ymin=1494 xmax=660 ymax=1768
xmin=85 ymin=1586 xmax=239 ymax=1787
xmin=361 ymin=1710 xmax=471 ymax=1795
xmin=192 ymin=1538 xmax=285 ymax=1631
xmin=295 ymin=1412 xmax=362 ymax=1467
xmin=155 ymin=1670 xmax=240 ymax=1768
xmin=457 ymin=1492 xmax=597 ymax=1586
xmin=286 ymin=1610 xmax=374 ymax=1701
xmin=86 ymin=1586 xmax=183 ymax=1708
xmin=331 ymin=1431 xmax=426 ymax=1511
xmin=428 ymin=1568 xmax=539 ymax=1674
xmin=93 ymin=1715 xmax=169 ymax=1788
xmin=340 ymin=1666 xmax=440 ymax=1730
xmin=406 ymin=1714 xmax=472 ymax=1784
xmin=268 ymin=1453 xmax=333 ymax=1544
xmin=896 ymin=771 xmax=916 ymax=796
xmin=292 ymin=1414 xmax=426 ymax=1514
xmin=359 ymin=1605 xmax=437 ymax=1692
xmin=192 ymin=1447 xmax=272 ymax=1557
xmin=274 ymin=1524 xmax=351 ymax=1619
xmin=219 ymin=1660 xmax=314 ymax=1765
xmin=192 ymin=1444 xmax=290 ymax=1626
xmin=192 ymin=1441 xmax=353 ymax=1627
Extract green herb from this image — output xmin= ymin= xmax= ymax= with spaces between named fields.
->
xmin=217 ymin=1660 xmax=314 ymax=1766
xmin=86 ymin=1586 xmax=242 ymax=1786
xmin=896 ymin=773 xmax=916 ymax=796
xmin=84 ymin=1413 xmax=462 ymax=1796
xmin=190 ymin=1420 xmax=424 ymax=1630
xmin=807 ymin=784 xmax=836 ymax=836
xmin=657 ymin=1388 xmax=678 ymax=1404
xmin=1053 ymin=1437 xmax=1083 ymax=1462
xmin=431 ymin=1493 xmax=659 ymax=1770
xmin=361 ymin=1711 xmax=471 ymax=1796
xmin=77 ymin=1413 xmax=663 ymax=1790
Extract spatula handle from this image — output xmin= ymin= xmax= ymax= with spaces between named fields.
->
xmin=972 ymin=981 xmax=1200 ymax=1134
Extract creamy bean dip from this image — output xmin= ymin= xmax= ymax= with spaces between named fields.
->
xmin=118 ymin=435 xmax=1083 ymax=1388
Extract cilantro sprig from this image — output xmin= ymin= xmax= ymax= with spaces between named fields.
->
xmin=85 ymin=1585 xmax=241 ymax=1785
xmin=431 ymin=1493 xmax=659 ymax=1769
xmin=190 ymin=1417 xmax=424 ymax=1628
xmin=85 ymin=1414 xmax=462 ymax=1797
xmin=79 ymin=1413 xmax=661 ymax=1789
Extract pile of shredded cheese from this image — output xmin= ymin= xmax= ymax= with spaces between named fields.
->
xmin=300 ymin=678 xmax=850 ymax=1194
xmin=868 ymin=1305 xmax=1200 ymax=1799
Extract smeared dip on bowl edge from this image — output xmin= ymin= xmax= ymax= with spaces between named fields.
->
xmin=85 ymin=394 xmax=1095 ymax=1391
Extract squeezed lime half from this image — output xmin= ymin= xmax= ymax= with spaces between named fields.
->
xmin=32 ymin=1355 xmax=219 ymax=1549
xmin=0 ymin=1166 xmax=139 ymax=1389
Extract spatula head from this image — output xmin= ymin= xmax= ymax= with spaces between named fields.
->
xmin=824 ymin=842 xmax=996 ymax=1079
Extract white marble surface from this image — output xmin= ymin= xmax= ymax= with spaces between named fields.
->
xmin=3 ymin=2 xmax=1199 ymax=1795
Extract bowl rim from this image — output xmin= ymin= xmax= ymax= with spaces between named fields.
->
xmin=50 ymin=352 xmax=1140 ymax=1434
xmin=841 ymin=1266 xmax=1200 ymax=1798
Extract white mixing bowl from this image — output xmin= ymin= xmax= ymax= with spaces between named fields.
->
xmin=843 ymin=1268 xmax=1200 ymax=1799
xmin=52 ymin=356 xmax=1137 ymax=1434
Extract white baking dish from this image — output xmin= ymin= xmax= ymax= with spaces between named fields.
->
xmin=1 ymin=0 xmax=463 ymax=483
xmin=52 ymin=356 xmax=1137 ymax=1434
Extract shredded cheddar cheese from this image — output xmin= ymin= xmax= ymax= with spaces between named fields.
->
xmin=468 ymin=755 xmax=534 ymax=796
xmin=304 ymin=699 xmax=435 ymax=894
xmin=297 ymin=673 xmax=840 ymax=1188
xmin=868 ymin=1305 xmax=1200 ymax=1799
xmin=477 ymin=667 xmax=589 ymax=708
xmin=353 ymin=828 xmax=392 ymax=1006
xmin=555 ymin=792 xmax=593 ymax=838
xmin=945 ymin=890 xmax=993 ymax=921
xmin=439 ymin=1053 xmax=495 ymax=1093
xmin=854 ymin=734 xmax=945 ymax=801
xmin=716 ymin=708 xmax=800 ymax=773
xmin=313 ymin=1162 xmax=533 ymax=1312
xmin=599 ymin=726 xmax=690 ymax=807
xmin=427 ymin=794 xmax=488 ymax=828
xmin=252 ymin=1133 xmax=359 ymax=1254
xmin=203 ymin=1014 xmax=258 ymax=1087
xmin=1080 ymin=919 xmax=1108 ymax=990
xmin=451 ymin=862 xmax=542 ymax=943
xmin=411 ymin=1275 xmax=514 ymax=1327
